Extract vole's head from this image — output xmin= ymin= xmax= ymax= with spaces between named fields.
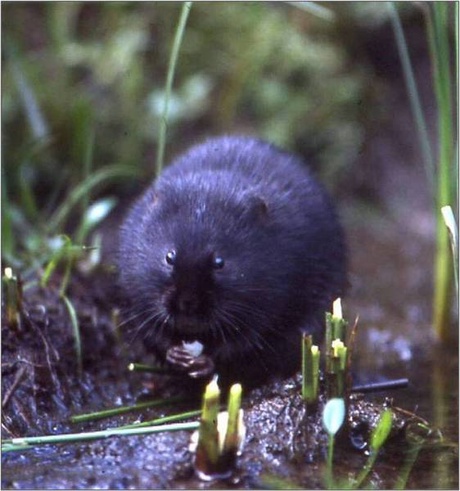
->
xmin=118 ymin=171 xmax=278 ymax=356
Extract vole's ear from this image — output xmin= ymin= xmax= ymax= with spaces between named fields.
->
xmin=146 ymin=188 xmax=161 ymax=212
xmin=242 ymin=193 xmax=269 ymax=222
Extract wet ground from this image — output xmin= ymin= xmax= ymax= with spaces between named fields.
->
xmin=2 ymin=196 xmax=458 ymax=489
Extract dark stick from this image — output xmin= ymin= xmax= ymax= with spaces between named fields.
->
xmin=351 ymin=378 xmax=409 ymax=393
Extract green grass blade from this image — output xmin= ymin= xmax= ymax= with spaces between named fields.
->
xmin=62 ymin=294 xmax=83 ymax=376
xmin=118 ymin=409 xmax=202 ymax=430
xmin=1 ymin=172 xmax=15 ymax=261
xmin=388 ymin=3 xmax=434 ymax=188
xmin=441 ymin=205 xmax=458 ymax=295
xmin=40 ymin=235 xmax=72 ymax=287
xmin=76 ymin=197 xmax=117 ymax=244
xmin=370 ymin=409 xmax=393 ymax=451
xmin=5 ymin=39 xmax=49 ymax=140
xmin=2 ymin=421 xmax=200 ymax=452
xmin=70 ymin=396 xmax=186 ymax=423
xmin=70 ymin=98 xmax=95 ymax=219
xmin=47 ymin=165 xmax=138 ymax=233
xmin=426 ymin=3 xmax=456 ymax=339
xmin=288 ymin=2 xmax=336 ymax=22
xmin=155 ymin=1 xmax=193 ymax=176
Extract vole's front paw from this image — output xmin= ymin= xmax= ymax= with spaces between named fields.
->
xmin=166 ymin=345 xmax=215 ymax=379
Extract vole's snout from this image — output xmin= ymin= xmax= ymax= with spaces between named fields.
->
xmin=175 ymin=290 xmax=200 ymax=315
xmin=166 ymin=286 xmax=212 ymax=335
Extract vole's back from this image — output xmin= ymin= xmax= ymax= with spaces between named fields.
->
xmin=118 ymin=136 xmax=347 ymax=386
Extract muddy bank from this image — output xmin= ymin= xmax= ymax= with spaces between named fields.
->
xmin=2 ymin=206 xmax=458 ymax=489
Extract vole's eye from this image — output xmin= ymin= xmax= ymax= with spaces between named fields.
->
xmin=213 ymin=255 xmax=225 ymax=270
xmin=165 ymin=250 xmax=176 ymax=266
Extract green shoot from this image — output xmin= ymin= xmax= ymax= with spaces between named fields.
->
xmin=222 ymin=383 xmax=243 ymax=457
xmin=325 ymin=299 xmax=349 ymax=399
xmin=194 ymin=379 xmax=244 ymax=481
xmin=195 ymin=377 xmax=221 ymax=476
xmin=2 ymin=267 xmax=23 ymax=331
xmin=330 ymin=338 xmax=347 ymax=398
xmin=301 ymin=333 xmax=320 ymax=404
xmin=156 ymin=1 xmax=193 ymax=176
xmin=325 ymin=298 xmax=348 ymax=361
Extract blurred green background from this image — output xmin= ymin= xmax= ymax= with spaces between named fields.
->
xmin=1 ymin=1 xmax=439 ymax=270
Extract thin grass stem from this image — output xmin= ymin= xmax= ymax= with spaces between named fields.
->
xmin=155 ymin=2 xmax=193 ymax=176
xmin=428 ymin=3 xmax=455 ymax=340
xmin=441 ymin=205 xmax=458 ymax=294
xmin=62 ymin=294 xmax=82 ymax=376
xmin=70 ymin=396 xmax=186 ymax=423
xmin=394 ymin=443 xmax=424 ymax=490
xmin=2 ymin=421 xmax=200 ymax=452
xmin=388 ymin=3 xmax=434 ymax=187
xmin=6 ymin=40 xmax=49 ymax=140
xmin=118 ymin=409 xmax=202 ymax=430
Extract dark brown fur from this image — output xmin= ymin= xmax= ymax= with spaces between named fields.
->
xmin=118 ymin=136 xmax=347 ymax=386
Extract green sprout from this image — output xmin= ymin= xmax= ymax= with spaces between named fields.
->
xmin=2 ymin=267 xmax=23 ymax=331
xmin=195 ymin=377 xmax=221 ymax=477
xmin=301 ymin=333 xmax=320 ymax=404
xmin=194 ymin=378 xmax=245 ymax=481
xmin=325 ymin=299 xmax=349 ymax=399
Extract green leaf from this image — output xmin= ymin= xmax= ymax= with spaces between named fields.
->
xmin=47 ymin=165 xmax=138 ymax=233
xmin=370 ymin=409 xmax=393 ymax=451
xmin=76 ymin=197 xmax=117 ymax=243
xmin=322 ymin=398 xmax=345 ymax=435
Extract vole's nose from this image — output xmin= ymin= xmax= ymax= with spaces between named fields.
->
xmin=176 ymin=291 xmax=200 ymax=315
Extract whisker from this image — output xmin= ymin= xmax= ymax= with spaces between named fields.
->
xmin=126 ymin=309 xmax=165 ymax=346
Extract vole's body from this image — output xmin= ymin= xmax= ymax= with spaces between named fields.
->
xmin=118 ymin=136 xmax=347 ymax=386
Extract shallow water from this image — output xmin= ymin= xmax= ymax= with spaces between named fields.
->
xmin=343 ymin=204 xmax=459 ymax=489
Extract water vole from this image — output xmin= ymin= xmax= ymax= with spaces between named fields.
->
xmin=118 ymin=136 xmax=347 ymax=387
